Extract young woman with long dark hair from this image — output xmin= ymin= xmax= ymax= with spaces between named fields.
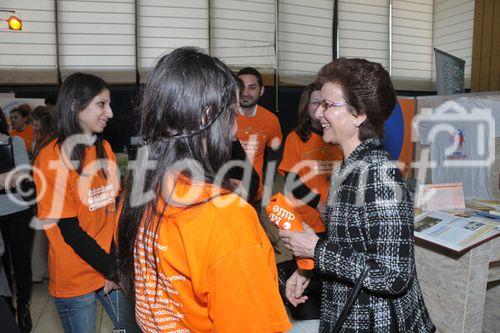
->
xmin=33 ymin=73 xmax=138 ymax=333
xmin=117 ymin=47 xmax=291 ymax=332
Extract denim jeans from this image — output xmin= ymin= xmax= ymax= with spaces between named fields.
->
xmin=54 ymin=288 xmax=139 ymax=333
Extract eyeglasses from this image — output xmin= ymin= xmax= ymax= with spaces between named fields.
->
xmin=318 ymin=100 xmax=349 ymax=110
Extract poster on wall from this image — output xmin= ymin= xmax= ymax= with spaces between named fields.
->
xmin=435 ymin=48 xmax=465 ymax=95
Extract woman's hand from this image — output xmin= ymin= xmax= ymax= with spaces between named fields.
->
xmin=279 ymin=222 xmax=319 ymax=258
xmin=104 ymin=279 xmax=120 ymax=293
xmin=285 ymin=269 xmax=311 ymax=307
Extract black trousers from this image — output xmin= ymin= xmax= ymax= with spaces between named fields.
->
xmin=0 ymin=296 xmax=20 ymax=333
xmin=0 ymin=208 xmax=34 ymax=305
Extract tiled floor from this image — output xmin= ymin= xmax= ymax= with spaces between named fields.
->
xmin=30 ymin=280 xmax=113 ymax=333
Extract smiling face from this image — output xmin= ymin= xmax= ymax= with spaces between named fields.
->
xmin=238 ymin=74 xmax=263 ymax=108
xmin=308 ymin=90 xmax=322 ymax=130
xmin=315 ymin=82 xmax=366 ymax=151
xmin=77 ymin=89 xmax=112 ymax=135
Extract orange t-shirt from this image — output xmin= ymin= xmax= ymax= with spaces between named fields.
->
xmin=34 ymin=139 xmax=119 ymax=298
xmin=236 ymin=105 xmax=282 ymax=201
xmin=10 ymin=124 xmax=35 ymax=154
xmin=278 ymin=131 xmax=343 ymax=232
xmin=133 ymin=178 xmax=291 ymax=333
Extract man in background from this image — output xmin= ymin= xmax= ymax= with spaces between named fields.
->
xmin=236 ymin=67 xmax=282 ymax=208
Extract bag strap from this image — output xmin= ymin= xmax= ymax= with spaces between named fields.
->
xmin=330 ymin=261 xmax=372 ymax=333
xmin=8 ymin=136 xmax=14 ymax=163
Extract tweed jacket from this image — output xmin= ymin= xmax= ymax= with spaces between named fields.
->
xmin=314 ymin=138 xmax=435 ymax=333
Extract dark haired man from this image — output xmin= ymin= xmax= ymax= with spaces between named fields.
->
xmin=236 ymin=67 xmax=282 ymax=207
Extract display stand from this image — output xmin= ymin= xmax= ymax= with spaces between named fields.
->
xmin=414 ymin=236 xmax=500 ymax=332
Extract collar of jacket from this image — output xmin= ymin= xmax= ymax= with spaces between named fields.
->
xmin=340 ymin=138 xmax=384 ymax=171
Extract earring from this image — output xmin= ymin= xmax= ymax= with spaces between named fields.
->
xmin=354 ymin=119 xmax=365 ymax=128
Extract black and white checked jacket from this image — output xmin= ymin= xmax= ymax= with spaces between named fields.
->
xmin=314 ymin=138 xmax=435 ymax=333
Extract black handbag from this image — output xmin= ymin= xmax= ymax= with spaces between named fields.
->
xmin=0 ymin=137 xmax=15 ymax=174
xmin=0 ymin=137 xmax=15 ymax=195
xmin=0 ymin=136 xmax=36 ymax=203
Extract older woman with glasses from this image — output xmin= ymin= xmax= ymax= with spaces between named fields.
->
xmin=279 ymin=58 xmax=435 ymax=332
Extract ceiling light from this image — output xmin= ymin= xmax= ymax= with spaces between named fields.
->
xmin=7 ymin=15 xmax=22 ymax=30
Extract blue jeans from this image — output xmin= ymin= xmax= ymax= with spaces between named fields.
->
xmin=54 ymin=288 xmax=139 ymax=333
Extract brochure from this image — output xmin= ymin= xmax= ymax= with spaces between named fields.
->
xmin=414 ymin=211 xmax=500 ymax=253
xmin=465 ymin=197 xmax=500 ymax=212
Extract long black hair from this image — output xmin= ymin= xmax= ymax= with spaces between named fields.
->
xmin=118 ymin=47 xmax=238 ymax=296
xmin=32 ymin=105 xmax=56 ymax=158
xmin=56 ymin=73 xmax=109 ymax=176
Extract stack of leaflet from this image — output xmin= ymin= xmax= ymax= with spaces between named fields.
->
xmin=465 ymin=197 xmax=500 ymax=219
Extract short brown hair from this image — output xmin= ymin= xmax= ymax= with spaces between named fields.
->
xmin=316 ymin=58 xmax=396 ymax=140
xmin=11 ymin=103 xmax=32 ymax=119
xmin=237 ymin=67 xmax=263 ymax=88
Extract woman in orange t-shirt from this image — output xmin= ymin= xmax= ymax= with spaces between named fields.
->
xmin=33 ymin=73 xmax=138 ymax=333
xmin=279 ymin=83 xmax=343 ymax=233
xmin=9 ymin=106 xmax=35 ymax=157
xmin=117 ymin=47 xmax=291 ymax=333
